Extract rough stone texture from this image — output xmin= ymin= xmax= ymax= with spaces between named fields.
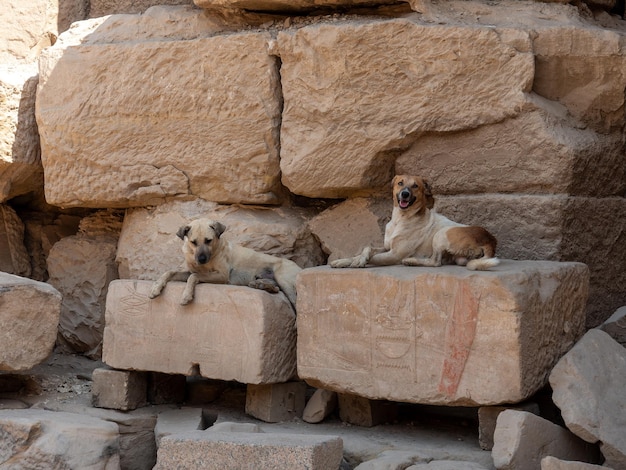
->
xmin=492 ymin=410 xmax=601 ymax=470
xmin=549 ymin=329 xmax=626 ymax=469
xmin=0 ymin=273 xmax=61 ymax=371
xmin=0 ymin=1 xmax=57 ymax=63
xmin=407 ymin=461 xmax=489 ymax=470
xmin=434 ymin=195 xmax=626 ymax=327
xmin=303 ymin=388 xmax=337 ymax=424
xmin=395 ymin=102 xmax=626 ymax=197
xmin=308 ymin=198 xmax=389 ymax=263
xmin=90 ymin=0 xmax=192 ymax=18
xmin=91 ymin=368 xmax=148 ymax=411
xmin=478 ymin=402 xmax=540 ymax=451
xmin=600 ymin=306 xmax=626 ymax=347
xmin=354 ymin=450 xmax=427 ymax=470
xmin=154 ymin=431 xmax=343 ymax=470
xmin=297 ymin=261 xmax=588 ymax=406
xmin=36 ymin=11 xmax=282 ymax=208
xmin=209 ymin=422 xmax=262 ymax=433
xmin=277 ymin=17 xmax=534 ymax=199
xmin=0 ymin=204 xmax=31 ymax=277
xmin=245 ymin=382 xmax=307 ymax=423
xmin=155 ymin=408 xmax=206 ymax=445
xmin=0 ymin=409 xmax=121 ymax=469
xmin=195 ymin=0 xmax=399 ymax=11
xmin=47 ymin=221 xmax=120 ymax=357
xmin=115 ymin=199 xmax=323 ymax=281
xmin=541 ymin=456 xmax=608 ymax=470
xmin=103 ymin=280 xmax=297 ymax=384
xmin=0 ymin=64 xmax=42 ymax=203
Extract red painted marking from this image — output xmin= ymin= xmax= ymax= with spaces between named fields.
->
xmin=438 ymin=281 xmax=479 ymax=397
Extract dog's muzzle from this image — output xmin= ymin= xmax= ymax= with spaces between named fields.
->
xmin=398 ymin=188 xmax=414 ymax=209
xmin=195 ymin=247 xmax=211 ymax=265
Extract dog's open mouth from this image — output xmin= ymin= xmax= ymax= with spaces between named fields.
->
xmin=397 ymin=192 xmax=415 ymax=209
xmin=398 ymin=199 xmax=411 ymax=209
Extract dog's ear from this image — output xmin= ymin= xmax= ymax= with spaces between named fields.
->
xmin=176 ymin=225 xmax=191 ymax=240
xmin=423 ymin=179 xmax=435 ymax=209
xmin=210 ymin=221 xmax=226 ymax=238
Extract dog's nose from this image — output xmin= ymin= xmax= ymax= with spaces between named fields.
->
xmin=197 ymin=253 xmax=208 ymax=264
xmin=400 ymin=188 xmax=411 ymax=199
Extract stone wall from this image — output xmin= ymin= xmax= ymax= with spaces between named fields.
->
xmin=1 ymin=0 xmax=625 ymax=356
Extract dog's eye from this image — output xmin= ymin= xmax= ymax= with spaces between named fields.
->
xmin=191 ymin=240 xmax=198 ymax=246
xmin=397 ymin=180 xmax=404 ymax=187
xmin=412 ymin=183 xmax=418 ymax=189
xmin=204 ymin=238 xmax=211 ymax=245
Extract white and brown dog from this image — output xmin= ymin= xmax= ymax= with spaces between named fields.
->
xmin=330 ymin=175 xmax=499 ymax=270
xmin=149 ymin=218 xmax=301 ymax=306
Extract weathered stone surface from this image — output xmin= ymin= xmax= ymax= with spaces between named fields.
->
xmin=92 ymin=368 xmax=147 ymax=411
xmin=90 ymin=0 xmax=191 ymax=18
xmin=478 ymin=402 xmax=540 ymax=451
xmin=407 ymin=461 xmax=489 ymax=470
xmin=0 ymin=409 xmax=120 ymax=469
xmin=155 ymin=408 xmax=206 ymax=445
xmin=245 ymin=382 xmax=307 ymax=423
xmin=395 ymin=103 xmax=626 ymax=197
xmin=0 ymin=204 xmax=31 ymax=277
xmin=492 ymin=410 xmax=601 ymax=469
xmin=154 ymin=431 xmax=343 ymax=470
xmin=435 ymin=195 xmax=626 ymax=327
xmin=195 ymin=0 xmax=398 ymax=11
xmin=0 ymin=1 xmax=57 ymax=63
xmin=541 ymin=456 xmax=608 ymax=470
xmin=210 ymin=422 xmax=261 ymax=433
xmin=549 ymin=329 xmax=626 ymax=469
xmin=308 ymin=198 xmax=388 ymax=263
xmin=48 ymin=215 xmax=120 ymax=357
xmin=600 ymin=306 xmax=626 ymax=347
xmin=116 ymin=199 xmax=323 ymax=281
xmin=0 ymin=64 xmax=42 ymax=203
xmin=277 ymin=17 xmax=533 ymax=198
xmin=0 ymin=273 xmax=61 ymax=371
xmin=354 ymin=450 xmax=426 ymax=470
xmin=303 ymin=388 xmax=337 ymax=424
xmin=36 ymin=10 xmax=282 ymax=208
xmin=103 ymin=280 xmax=297 ymax=384
xmin=297 ymin=261 xmax=588 ymax=406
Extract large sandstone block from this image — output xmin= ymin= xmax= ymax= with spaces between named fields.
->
xmin=154 ymin=431 xmax=343 ymax=470
xmin=0 ymin=409 xmax=120 ymax=469
xmin=115 ymin=199 xmax=322 ymax=281
xmin=103 ymin=280 xmax=296 ymax=384
xmin=549 ymin=329 xmax=626 ymax=469
xmin=296 ymin=261 xmax=588 ymax=406
xmin=0 ymin=64 xmax=43 ymax=203
xmin=277 ymin=17 xmax=533 ymax=198
xmin=0 ymin=273 xmax=61 ymax=371
xmin=492 ymin=410 xmax=601 ymax=469
xmin=195 ymin=0 xmax=398 ymax=11
xmin=36 ymin=11 xmax=282 ymax=208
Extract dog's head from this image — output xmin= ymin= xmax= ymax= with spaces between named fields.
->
xmin=392 ymin=175 xmax=434 ymax=212
xmin=177 ymin=218 xmax=226 ymax=267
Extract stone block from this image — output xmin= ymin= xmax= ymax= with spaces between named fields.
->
xmin=0 ymin=409 xmax=120 ymax=469
xmin=0 ymin=272 xmax=61 ymax=371
xmin=245 ymin=382 xmax=306 ymax=423
xmin=303 ymin=388 xmax=338 ymax=424
xmin=549 ymin=329 xmax=626 ymax=469
xmin=154 ymin=431 xmax=343 ymax=470
xmin=296 ymin=261 xmax=588 ymax=406
xmin=155 ymin=407 xmax=207 ymax=446
xmin=37 ymin=10 xmax=282 ymax=208
xmin=600 ymin=306 xmax=626 ymax=347
xmin=91 ymin=367 xmax=147 ymax=411
xmin=277 ymin=18 xmax=533 ymax=199
xmin=0 ymin=64 xmax=43 ymax=203
xmin=492 ymin=410 xmax=600 ymax=469
xmin=103 ymin=280 xmax=297 ymax=384
xmin=338 ymin=394 xmax=398 ymax=427
xmin=541 ymin=456 xmax=608 ymax=470
xmin=195 ymin=0 xmax=397 ymax=12
xmin=407 ymin=461 xmax=489 ymax=470
xmin=0 ymin=204 xmax=31 ymax=277
xmin=478 ymin=402 xmax=540 ymax=450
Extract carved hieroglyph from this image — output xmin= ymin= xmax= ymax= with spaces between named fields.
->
xmin=103 ymin=280 xmax=296 ymax=384
xmin=296 ymin=261 xmax=589 ymax=406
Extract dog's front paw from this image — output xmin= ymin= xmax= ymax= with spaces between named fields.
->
xmin=180 ymin=292 xmax=194 ymax=305
xmin=249 ymin=278 xmax=280 ymax=294
xmin=149 ymin=283 xmax=163 ymax=299
xmin=330 ymin=258 xmax=352 ymax=268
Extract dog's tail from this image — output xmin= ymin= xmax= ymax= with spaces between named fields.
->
xmin=466 ymin=257 xmax=500 ymax=271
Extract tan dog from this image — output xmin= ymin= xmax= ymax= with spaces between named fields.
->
xmin=330 ymin=175 xmax=499 ymax=270
xmin=149 ymin=218 xmax=301 ymax=306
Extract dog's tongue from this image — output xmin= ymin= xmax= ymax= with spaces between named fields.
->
xmin=399 ymin=200 xmax=409 ymax=209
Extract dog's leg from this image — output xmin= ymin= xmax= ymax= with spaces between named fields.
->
xmin=180 ymin=273 xmax=200 ymax=305
xmin=402 ymin=251 xmax=443 ymax=267
xmin=331 ymin=246 xmax=386 ymax=268
xmin=149 ymin=271 xmax=190 ymax=299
